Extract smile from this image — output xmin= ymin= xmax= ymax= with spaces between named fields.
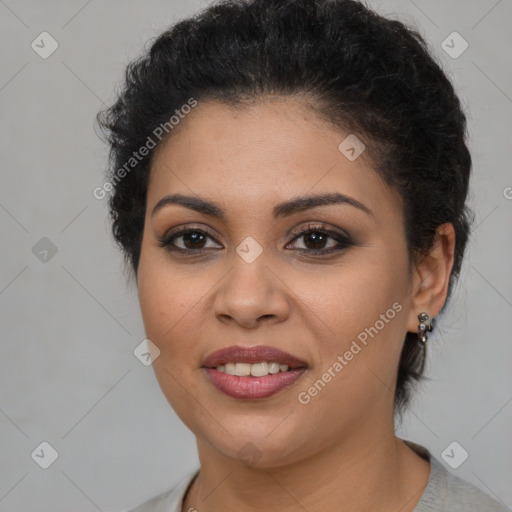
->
xmin=202 ymin=345 xmax=308 ymax=399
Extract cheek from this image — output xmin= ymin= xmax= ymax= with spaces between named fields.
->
xmin=136 ymin=247 xmax=223 ymax=398
xmin=306 ymin=256 xmax=409 ymax=346
xmin=138 ymin=268 xmax=174 ymax=342
xmin=137 ymin=256 xmax=207 ymax=419
xmin=137 ymin=248 xmax=194 ymax=355
xmin=296 ymin=249 xmax=410 ymax=405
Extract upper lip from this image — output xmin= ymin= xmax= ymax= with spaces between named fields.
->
xmin=202 ymin=345 xmax=308 ymax=369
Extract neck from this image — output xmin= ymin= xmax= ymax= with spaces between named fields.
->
xmin=182 ymin=426 xmax=430 ymax=512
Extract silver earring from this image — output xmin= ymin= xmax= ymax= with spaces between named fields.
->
xmin=417 ymin=312 xmax=434 ymax=343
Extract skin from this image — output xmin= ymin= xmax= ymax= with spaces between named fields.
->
xmin=136 ymin=97 xmax=455 ymax=512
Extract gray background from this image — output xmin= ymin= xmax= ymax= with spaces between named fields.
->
xmin=1 ymin=0 xmax=511 ymax=510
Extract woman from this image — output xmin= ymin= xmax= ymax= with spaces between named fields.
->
xmin=97 ymin=0 xmax=507 ymax=510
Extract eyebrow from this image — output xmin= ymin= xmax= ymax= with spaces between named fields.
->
xmin=151 ymin=191 xmax=373 ymax=220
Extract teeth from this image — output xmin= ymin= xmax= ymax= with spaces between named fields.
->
xmin=235 ymin=362 xmax=251 ymax=376
xmin=215 ymin=361 xmax=293 ymax=376
xmin=250 ymin=362 xmax=268 ymax=377
xmin=268 ymin=362 xmax=281 ymax=374
xmin=224 ymin=363 xmax=236 ymax=375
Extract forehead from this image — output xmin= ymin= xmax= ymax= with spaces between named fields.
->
xmin=147 ymin=98 xmax=397 ymax=219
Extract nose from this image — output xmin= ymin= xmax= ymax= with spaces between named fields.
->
xmin=213 ymin=255 xmax=291 ymax=329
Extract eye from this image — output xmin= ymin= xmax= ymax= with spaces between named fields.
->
xmin=157 ymin=228 xmax=222 ymax=252
xmin=286 ymin=223 xmax=354 ymax=254
xmin=158 ymin=223 xmax=354 ymax=255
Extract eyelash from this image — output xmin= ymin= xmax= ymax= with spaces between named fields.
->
xmin=157 ymin=223 xmax=354 ymax=256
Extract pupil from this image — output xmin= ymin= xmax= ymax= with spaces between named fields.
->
xmin=305 ymin=232 xmax=326 ymax=249
xmin=184 ymin=232 xmax=206 ymax=249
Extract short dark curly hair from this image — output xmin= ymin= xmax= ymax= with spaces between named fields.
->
xmin=96 ymin=0 xmax=472 ymax=414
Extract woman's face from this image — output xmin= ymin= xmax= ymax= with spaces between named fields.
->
xmin=137 ymin=98 xmax=416 ymax=467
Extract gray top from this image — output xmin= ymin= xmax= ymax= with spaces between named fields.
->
xmin=126 ymin=442 xmax=508 ymax=512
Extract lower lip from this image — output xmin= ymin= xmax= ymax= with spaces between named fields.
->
xmin=203 ymin=368 xmax=307 ymax=399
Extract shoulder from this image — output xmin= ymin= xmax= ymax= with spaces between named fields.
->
xmin=125 ymin=469 xmax=199 ymax=512
xmin=409 ymin=443 xmax=508 ymax=512
xmin=440 ymin=461 xmax=508 ymax=512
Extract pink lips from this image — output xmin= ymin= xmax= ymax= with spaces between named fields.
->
xmin=201 ymin=345 xmax=308 ymax=400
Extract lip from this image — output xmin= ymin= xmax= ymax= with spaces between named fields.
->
xmin=201 ymin=345 xmax=308 ymax=400
xmin=203 ymin=367 xmax=307 ymax=399
xmin=201 ymin=345 xmax=308 ymax=369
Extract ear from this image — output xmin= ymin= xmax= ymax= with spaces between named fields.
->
xmin=406 ymin=223 xmax=456 ymax=333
